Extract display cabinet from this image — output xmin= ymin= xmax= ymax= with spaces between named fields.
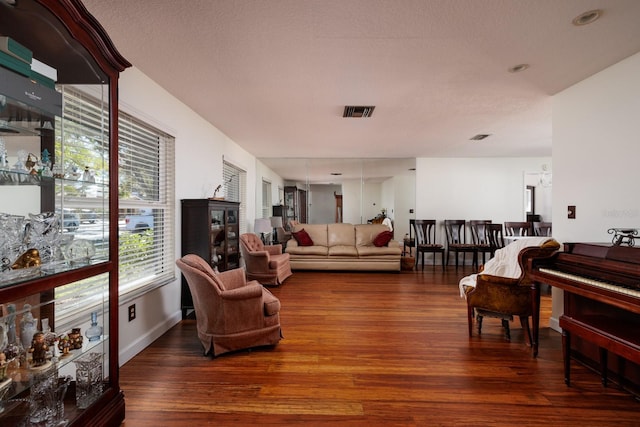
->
xmin=283 ymin=185 xmax=307 ymax=226
xmin=180 ymin=199 xmax=240 ymax=318
xmin=0 ymin=1 xmax=129 ymax=425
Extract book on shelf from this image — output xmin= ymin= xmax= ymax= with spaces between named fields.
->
xmin=0 ymin=50 xmax=31 ymax=76
xmin=0 ymin=36 xmax=32 ymax=64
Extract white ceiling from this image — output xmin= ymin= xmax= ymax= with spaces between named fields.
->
xmin=81 ymin=0 xmax=640 ymax=182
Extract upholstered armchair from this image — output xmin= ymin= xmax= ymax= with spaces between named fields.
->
xmin=176 ymin=254 xmax=282 ymax=357
xmin=459 ymin=238 xmax=560 ymax=342
xmin=239 ymin=233 xmax=293 ymax=286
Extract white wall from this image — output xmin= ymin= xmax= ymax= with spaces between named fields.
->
xmin=116 ymin=67 xmax=258 ymax=364
xmin=255 ymin=159 xmax=284 ymax=221
xmin=415 ymin=157 xmax=551 ymax=246
xmin=309 ymin=184 xmax=341 ymax=223
xmin=550 ymin=51 xmax=640 ymax=329
xmin=393 ymin=174 xmax=416 ymax=240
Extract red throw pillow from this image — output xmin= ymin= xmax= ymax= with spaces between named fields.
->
xmin=292 ymin=228 xmax=314 ymax=246
xmin=373 ymin=230 xmax=393 ymax=247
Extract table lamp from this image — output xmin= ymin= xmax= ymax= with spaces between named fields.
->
xmin=270 ymin=216 xmax=283 ymax=244
xmin=254 ymin=218 xmax=272 ymax=245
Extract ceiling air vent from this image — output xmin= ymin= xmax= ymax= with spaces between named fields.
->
xmin=470 ymin=134 xmax=491 ymax=141
xmin=343 ymin=105 xmax=375 ymax=118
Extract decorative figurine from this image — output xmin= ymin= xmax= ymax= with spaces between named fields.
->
xmin=6 ymin=304 xmax=16 ymax=345
xmin=57 ymin=334 xmax=71 ymax=356
xmin=28 ymin=332 xmax=49 ymax=367
xmin=19 ymin=304 xmax=38 ymax=351
xmin=68 ymin=328 xmax=83 ymax=349
xmin=11 ymin=248 xmax=41 ymax=269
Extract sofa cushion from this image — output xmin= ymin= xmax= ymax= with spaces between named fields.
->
xmin=328 ymin=245 xmax=358 ymax=257
xmin=357 ymin=245 xmax=403 ymax=256
xmin=373 ymin=230 xmax=393 ymax=247
xmin=355 ymin=224 xmax=391 ymax=247
xmin=286 ymin=245 xmax=329 ymax=256
xmin=327 ymin=223 xmax=355 ymax=247
xmin=292 ymin=229 xmax=314 ymax=246
xmin=300 ymin=223 xmax=329 ymax=247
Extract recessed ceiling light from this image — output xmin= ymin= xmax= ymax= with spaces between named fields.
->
xmin=572 ymin=9 xmax=602 ymax=26
xmin=470 ymin=134 xmax=491 ymax=141
xmin=330 ymin=172 xmax=342 ymax=176
xmin=508 ymin=64 xmax=529 ymax=73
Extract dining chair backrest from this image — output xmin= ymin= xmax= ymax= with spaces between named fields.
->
xmin=486 ymin=223 xmax=505 ymax=255
xmin=470 ymin=220 xmax=492 ymax=245
xmin=413 ymin=219 xmax=438 ymax=245
xmin=504 ymin=221 xmax=531 ymax=236
xmin=533 ymin=222 xmax=552 ymax=236
xmin=444 ymin=219 xmax=467 ymax=245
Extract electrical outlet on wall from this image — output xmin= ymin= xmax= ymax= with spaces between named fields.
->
xmin=128 ymin=304 xmax=136 ymax=321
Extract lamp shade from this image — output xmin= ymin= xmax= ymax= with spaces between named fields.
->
xmin=254 ymin=218 xmax=272 ymax=234
xmin=270 ymin=216 xmax=283 ymax=228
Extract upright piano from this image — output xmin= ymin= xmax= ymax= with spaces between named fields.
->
xmin=527 ymin=242 xmax=640 ymax=389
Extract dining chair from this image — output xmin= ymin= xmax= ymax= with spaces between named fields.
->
xmin=486 ymin=223 xmax=506 ymax=257
xmin=504 ymin=221 xmax=532 ymax=237
xmin=403 ymin=219 xmax=416 ymax=256
xmin=413 ymin=219 xmax=445 ymax=270
xmin=444 ymin=220 xmax=478 ymax=269
xmin=533 ymin=222 xmax=552 ymax=236
xmin=470 ymin=220 xmax=492 ymax=266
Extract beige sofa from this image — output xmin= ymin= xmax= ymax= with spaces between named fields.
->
xmin=285 ymin=223 xmax=401 ymax=271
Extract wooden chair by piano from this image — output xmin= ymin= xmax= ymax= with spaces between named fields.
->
xmin=533 ymin=222 xmax=552 ymax=236
xmin=444 ymin=220 xmax=478 ymax=270
xmin=470 ymin=220 xmax=492 ymax=266
xmin=486 ymin=223 xmax=505 ymax=257
xmin=461 ymin=238 xmax=560 ymax=343
xmin=413 ymin=219 xmax=445 ymax=270
xmin=504 ymin=221 xmax=532 ymax=237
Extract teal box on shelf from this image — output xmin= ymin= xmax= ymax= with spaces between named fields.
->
xmin=29 ymin=70 xmax=55 ymax=89
xmin=0 ymin=36 xmax=33 ymax=64
xmin=0 ymin=51 xmax=31 ymax=76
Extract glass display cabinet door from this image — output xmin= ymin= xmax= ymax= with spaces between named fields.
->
xmin=226 ymin=207 xmax=239 ymax=270
xmin=210 ymin=208 xmax=225 ymax=269
xmin=0 ymin=0 xmax=130 ymax=425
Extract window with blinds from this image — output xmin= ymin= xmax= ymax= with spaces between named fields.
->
xmin=223 ymin=160 xmax=247 ymax=234
xmin=262 ymin=180 xmax=272 ymax=218
xmin=55 ymin=86 xmax=175 ymax=321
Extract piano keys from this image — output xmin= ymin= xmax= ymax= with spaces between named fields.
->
xmin=527 ymin=242 xmax=640 ymax=391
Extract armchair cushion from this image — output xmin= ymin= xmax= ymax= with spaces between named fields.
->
xmin=292 ymin=228 xmax=314 ymax=246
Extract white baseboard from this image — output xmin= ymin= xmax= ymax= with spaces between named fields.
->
xmin=119 ymin=310 xmax=182 ymax=366
xmin=549 ymin=315 xmax=561 ymax=333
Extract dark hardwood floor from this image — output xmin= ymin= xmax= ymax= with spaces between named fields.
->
xmin=120 ymin=267 xmax=640 ymax=426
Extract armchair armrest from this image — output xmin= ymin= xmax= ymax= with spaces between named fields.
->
xmin=216 ymin=267 xmax=248 ymax=290
xmin=220 ymin=282 xmax=264 ymax=300
xmin=265 ymin=244 xmax=283 ymax=255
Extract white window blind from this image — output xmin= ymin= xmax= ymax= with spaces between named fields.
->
xmin=262 ymin=179 xmax=271 ymax=218
xmin=55 ymin=86 xmax=175 ymax=321
xmin=118 ymin=111 xmax=175 ymax=298
xmin=223 ymin=160 xmax=247 ymax=234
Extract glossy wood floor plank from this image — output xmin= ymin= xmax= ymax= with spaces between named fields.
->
xmin=120 ymin=268 xmax=640 ymax=426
